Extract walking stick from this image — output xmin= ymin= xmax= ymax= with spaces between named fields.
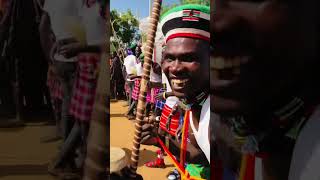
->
xmin=128 ymin=0 xmax=162 ymax=177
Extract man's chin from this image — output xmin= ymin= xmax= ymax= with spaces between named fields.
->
xmin=211 ymin=95 xmax=243 ymax=116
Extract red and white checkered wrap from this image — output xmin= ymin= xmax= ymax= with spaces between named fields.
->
xmin=159 ymin=104 xmax=180 ymax=136
xmin=150 ymin=87 xmax=161 ymax=104
xmin=131 ymin=79 xmax=141 ymax=101
xmin=47 ymin=74 xmax=63 ymax=100
xmin=125 ymin=82 xmax=130 ymax=94
xmin=131 ymin=79 xmax=151 ymax=103
xmin=69 ymin=53 xmax=99 ymax=122
xmin=146 ymin=88 xmax=152 ymax=103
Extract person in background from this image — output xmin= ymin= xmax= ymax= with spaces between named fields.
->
xmin=47 ymin=0 xmax=106 ymax=179
xmin=123 ymin=45 xmax=138 ymax=119
xmin=39 ymin=0 xmax=63 ymax=142
xmin=110 ymin=51 xmax=124 ymax=100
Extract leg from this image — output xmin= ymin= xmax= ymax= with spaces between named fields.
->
xmin=55 ymin=62 xmax=76 ymax=141
xmin=50 ymin=121 xmax=81 ymax=169
xmin=128 ymin=81 xmax=134 ymax=107
xmin=127 ymin=100 xmax=137 ymax=117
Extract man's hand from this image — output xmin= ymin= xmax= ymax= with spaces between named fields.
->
xmin=58 ymin=42 xmax=84 ymax=59
xmin=156 ymin=92 xmax=165 ymax=100
xmin=140 ymin=121 xmax=157 ymax=145
xmin=47 ymin=64 xmax=57 ymax=80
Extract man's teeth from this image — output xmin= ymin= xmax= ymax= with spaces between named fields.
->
xmin=171 ymin=79 xmax=188 ymax=86
xmin=211 ymin=56 xmax=249 ymax=70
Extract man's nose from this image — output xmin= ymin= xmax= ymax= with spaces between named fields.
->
xmin=170 ymin=60 xmax=183 ymax=74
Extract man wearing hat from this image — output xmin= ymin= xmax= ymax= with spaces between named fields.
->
xmin=141 ymin=4 xmax=210 ymax=179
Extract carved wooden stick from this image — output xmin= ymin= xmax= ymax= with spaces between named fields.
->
xmin=129 ymin=0 xmax=162 ymax=177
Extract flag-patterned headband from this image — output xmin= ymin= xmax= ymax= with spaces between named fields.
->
xmin=160 ymin=4 xmax=210 ymax=43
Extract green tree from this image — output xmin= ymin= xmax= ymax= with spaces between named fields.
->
xmin=111 ymin=9 xmax=139 ymax=48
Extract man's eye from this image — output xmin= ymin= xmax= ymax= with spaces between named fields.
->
xmin=183 ymin=56 xmax=196 ymax=62
xmin=165 ymin=57 xmax=175 ymax=62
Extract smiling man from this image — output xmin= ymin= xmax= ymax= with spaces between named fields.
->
xmin=154 ymin=4 xmax=211 ymax=179
xmin=211 ymin=0 xmax=320 ymax=180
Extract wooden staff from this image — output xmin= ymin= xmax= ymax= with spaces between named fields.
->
xmin=128 ymin=0 xmax=162 ymax=177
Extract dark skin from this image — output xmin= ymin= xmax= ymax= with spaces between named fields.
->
xmin=141 ymin=37 xmax=210 ymax=164
xmin=58 ymin=41 xmax=101 ymax=59
xmin=162 ymin=38 xmax=209 ymax=101
xmin=212 ymin=0 xmax=317 ymax=116
xmin=212 ymin=0 xmax=319 ymax=179
xmin=39 ymin=12 xmax=55 ymax=63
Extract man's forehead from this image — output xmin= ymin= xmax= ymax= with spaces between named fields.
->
xmin=165 ymin=38 xmax=207 ymax=52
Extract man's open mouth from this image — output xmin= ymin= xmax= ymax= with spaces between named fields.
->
xmin=211 ymin=56 xmax=249 ymax=80
xmin=171 ymin=79 xmax=189 ymax=90
xmin=211 ymin=56 xmax=251 ymax=96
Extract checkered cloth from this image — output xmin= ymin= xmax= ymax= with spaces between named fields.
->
xmin=155 ymin=88 xmax=166 ymax=110
xmin=47 ymin=73 xmax=63 ymax=101
xmin=69 ymin=53 xmax=99 ymax=122
xmin=146 ymin=89 xmax=151 ymax=103
xmin=131 ymin=79 xmax=141 ymax=101
xmin=151 ymin=87 xmax=161 ymax=104
xmin=131 ymin=78 xmax=151 ymax=103
xmin=125 ymin=82 xmax=130 ymax=94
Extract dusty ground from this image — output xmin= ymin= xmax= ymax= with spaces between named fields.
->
xmin=0 ymin=100 xmax=174 ymax=180
xmin=0 ymin=121 xmax=60 ymax=180
xmin=110 ymin=100 xmax=175 ymax=180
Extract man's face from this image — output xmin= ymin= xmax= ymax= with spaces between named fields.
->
xmin=162 ymin=37 xmax=210 ymax=99
xmin=211 ymin=0 xmax=317 ymax=115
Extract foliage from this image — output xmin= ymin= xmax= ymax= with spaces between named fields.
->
xmin=110 ymin=9 xmax=139 ymax=52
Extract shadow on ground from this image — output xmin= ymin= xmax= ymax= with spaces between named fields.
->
xmin=0 ymin=163 xmax=50 ymax=177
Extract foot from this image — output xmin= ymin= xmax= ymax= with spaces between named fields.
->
xmin=48 ymin=161 xmax=63 ymax=176
xmin=144 ymin=158 xmax=165 ymax=168
xmin=127 ymin=115 xmax=135 ymax=120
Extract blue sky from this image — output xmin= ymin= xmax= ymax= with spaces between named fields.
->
xmin=110 ymin=0 xmax=180 ymax=19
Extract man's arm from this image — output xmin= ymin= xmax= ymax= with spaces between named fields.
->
xmin=39 ymin=12 xmax=55 ymax=63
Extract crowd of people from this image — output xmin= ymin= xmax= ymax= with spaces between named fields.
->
xmin=111 ymin=42 xmax=164 ymax=120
